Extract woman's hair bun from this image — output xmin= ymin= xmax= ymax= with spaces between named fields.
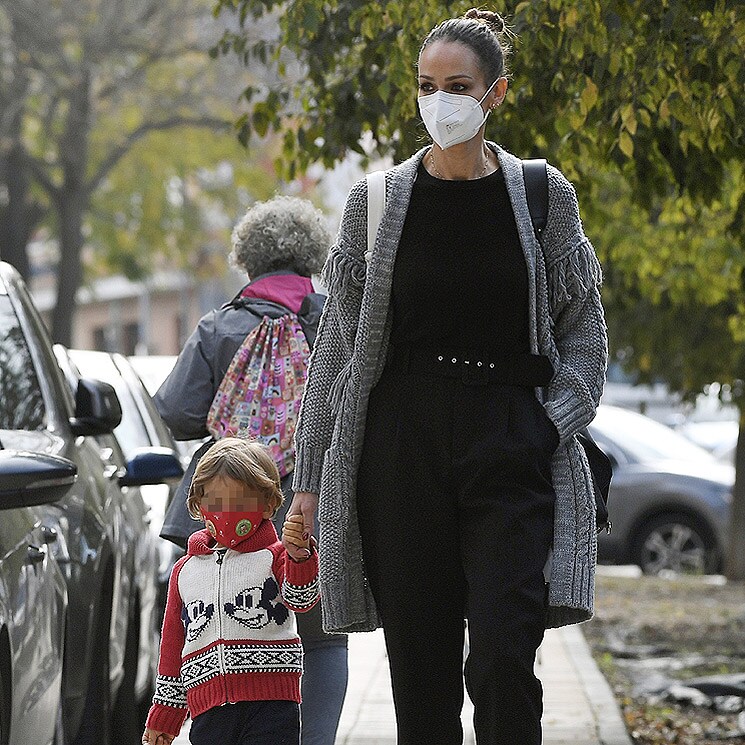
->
xmin=463 ymin=8 xmax=505 ymax=34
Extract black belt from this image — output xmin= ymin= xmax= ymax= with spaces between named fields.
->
xmin=388 ymin=347 xmax=554 ymax=387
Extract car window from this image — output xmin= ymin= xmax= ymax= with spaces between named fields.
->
xmin=68 ymin=350 xmax=151 ymax=458
xmin=0 ymin=296 xmax=46 ymax=430
xmin=591 ymin=406 xmax=715 ymax=464
xmin=115 ymin=356 xmax=177 ymax=449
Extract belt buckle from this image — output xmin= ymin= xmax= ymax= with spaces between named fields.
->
xmin=461 ymin=358 xmax=489 ymax=386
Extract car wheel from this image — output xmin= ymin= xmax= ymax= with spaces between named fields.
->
xmin=632 ymin=512 xmax=718 ymax=575
xmin=111 ymin=597 xmax=143 ymax=744
xmin=71 ymin=600 xmax=112 ymax=745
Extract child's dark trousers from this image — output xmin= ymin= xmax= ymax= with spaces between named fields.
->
xmin=357 ymin=365 xmax=556 ymax=745
xmin=189 ymin=700 xmax=300 ymax=745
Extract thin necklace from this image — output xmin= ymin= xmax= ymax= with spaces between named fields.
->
xmin=429 ymin=146 xmax=491 ymax=180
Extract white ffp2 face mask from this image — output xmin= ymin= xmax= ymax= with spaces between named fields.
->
xmin=418 ymin=78 xmax=499 ymax=150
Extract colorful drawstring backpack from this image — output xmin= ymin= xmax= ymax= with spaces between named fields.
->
xmin=206 ymin=312 xmax=310 ymax=477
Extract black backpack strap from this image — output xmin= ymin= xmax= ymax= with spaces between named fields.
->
xmin=522 ymin=158 xmax=548 ymax=244
xmin=523 ymin=158 xmax=613 ymax=530
xmin=297 ymin=292 xmax=326 ymax=349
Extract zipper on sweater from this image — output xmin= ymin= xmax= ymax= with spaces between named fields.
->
xmin=214 ymin=548 xmax=230 ymax=702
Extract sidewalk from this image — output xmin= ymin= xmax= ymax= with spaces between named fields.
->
xmin=173 ymin=624 xmax=632 ymax=744
xmin=335 ymin=625 xmax=632 ymax=745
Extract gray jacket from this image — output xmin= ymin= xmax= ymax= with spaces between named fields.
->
xmin=292 ymin=144 xmax=608 ymax=632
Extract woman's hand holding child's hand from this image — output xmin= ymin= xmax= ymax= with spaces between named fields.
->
xmin=142 ymin=728 xmax=175 ymax=745
xmin=282 ymin=514 xmax=314 ymax=562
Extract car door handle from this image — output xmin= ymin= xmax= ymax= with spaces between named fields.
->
xmin=27 ymin=545 xmax=47 ymax=565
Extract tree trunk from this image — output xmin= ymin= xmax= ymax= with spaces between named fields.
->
xmin=725 ymin=409 xmax=745 ymax=581
xmin=50 ymin=70 xmax=92 ymax=346
xmin=51 ymin=190 xmax=85 ymax=346
xmin=0 ymin=146 xmax=44 ymax=281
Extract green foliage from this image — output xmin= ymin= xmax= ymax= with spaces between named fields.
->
xmin=586 ymin=161 xmax=745 ymax=398
xmin=88 ymin=128 xmax=280 ymax=281
xmin=213 ymin=0 xmax=745 ymax=209
xmin=0 ymin=0 xmax=294 ymax=344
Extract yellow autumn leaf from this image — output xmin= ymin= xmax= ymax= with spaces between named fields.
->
xmin=619 ymin=131 xmax=634 ymax=157
xmin=581 ymin=78 xmax=599 ymax=112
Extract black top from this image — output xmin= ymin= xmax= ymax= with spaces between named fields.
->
xmin=390 ymin=160 xmax=530 ymax=357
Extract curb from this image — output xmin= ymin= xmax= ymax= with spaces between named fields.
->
xmin=561 ymin=625 xmax=634 ymax=745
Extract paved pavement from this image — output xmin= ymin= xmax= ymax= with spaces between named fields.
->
xmin=172 ymin=623 xmax=631 ymax=744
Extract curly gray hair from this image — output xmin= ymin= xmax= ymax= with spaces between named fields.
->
xmin=230 ymin=195 xmax=331 ymax=278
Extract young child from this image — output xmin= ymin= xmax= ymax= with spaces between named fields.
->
xmin=142 ymin=437 xmax=318 ymax=745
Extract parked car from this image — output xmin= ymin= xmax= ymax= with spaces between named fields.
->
xmin=58 ymin=348 xmax=184 ymax=618
xmin=0 ymin=451 xmax=73 ymax=745
xmin=589 ymin=405 xmax=732 ymax=575
xmin=0 ymin=261 xmax=167 ymax=745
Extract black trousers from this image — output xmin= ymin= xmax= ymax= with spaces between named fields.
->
xmin=357 ymin=367 xmax=556 ymax=745
xmin=189 ymin=700 xmax=300 ymax=745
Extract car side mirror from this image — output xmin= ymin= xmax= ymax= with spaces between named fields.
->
xmin=119 ymin=447 xmax=184 ymax=487
xmin=70 ymin=378 xmax=122 ymax=436
xmin=0 ymin=451 xmax=77 ymax=508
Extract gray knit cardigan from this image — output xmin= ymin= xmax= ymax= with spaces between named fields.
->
xmin=292 ymin=143 xmax=608 ymax=632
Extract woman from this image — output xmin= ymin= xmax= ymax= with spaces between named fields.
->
xmin=154 ymin=196 xmax=348 ymax=745
xmin=288 ymin=9 xmax=607 ymax=745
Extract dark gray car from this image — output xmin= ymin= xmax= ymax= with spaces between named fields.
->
xmin=590 ymin=405 xmax=732 ymax=574
xmin=60 ymin=348 xmax=185 ymax=619
xmin=0 ymin=261 xmax=173 ymax=744
xmin=0 ymin=451 xmax=73 ymax=744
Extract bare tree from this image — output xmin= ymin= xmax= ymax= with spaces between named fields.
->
xmin=0 ymin=0 xmax=236 ymax=344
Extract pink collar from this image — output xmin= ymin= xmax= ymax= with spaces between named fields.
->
xmin=240 ymin=274 xmax=314 ymax=314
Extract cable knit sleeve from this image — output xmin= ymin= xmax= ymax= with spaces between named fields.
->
xmin=145 ymin=557 xmax=189 ymax=737
xmin=292 ymin=178 xmax=369 ymax=494
xmin=541 ymin=165 xmax=607 ymax=442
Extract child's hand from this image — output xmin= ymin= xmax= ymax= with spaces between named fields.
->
xmin=282 ymin=514 xmax=313 ymax=562
xmin=142 ymin=728 xmax=175 ymax=745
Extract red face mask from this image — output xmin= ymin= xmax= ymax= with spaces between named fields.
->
xmin=201 ymin=510 xmax=264 ymax=548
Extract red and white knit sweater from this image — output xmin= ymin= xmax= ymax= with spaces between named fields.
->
xmin=146 ymin=520 xmax=319 ymax=736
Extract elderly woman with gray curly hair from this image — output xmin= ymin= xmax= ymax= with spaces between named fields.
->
xmin=154 ymin=195 xmax=347 ymax=745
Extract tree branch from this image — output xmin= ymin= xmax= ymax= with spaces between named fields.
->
xmin=94 ymin=46 xmax=209 ymax=102
xmin=87 ymin=115 xmax=231 ymax=193
xmin=21 ymin=150 xmax=60 ymax=201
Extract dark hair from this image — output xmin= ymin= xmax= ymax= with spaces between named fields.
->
xmin=419 ymin=9 xmax=511 ymax=84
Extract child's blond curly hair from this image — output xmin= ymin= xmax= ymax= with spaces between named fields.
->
xmin=187 ymin=438 xmax=284 ymax=520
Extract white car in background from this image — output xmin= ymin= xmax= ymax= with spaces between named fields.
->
xmin=56 ymin=348 xmax=185 ymax=621
xmin=127 ymin=355 xmax=177 ymax=398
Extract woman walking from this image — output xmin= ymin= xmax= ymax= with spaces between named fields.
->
xmin=288 ymin=9 xmax=607 ymax=744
